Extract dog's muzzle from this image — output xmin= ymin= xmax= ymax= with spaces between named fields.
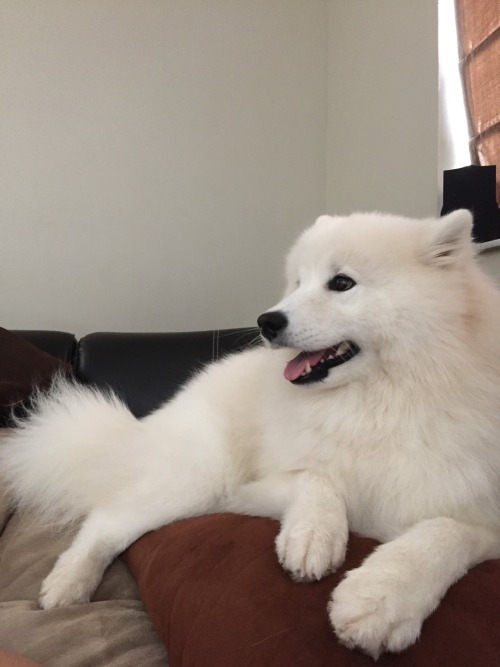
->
xmin=257 ymin=311 xmax=360 ymax=385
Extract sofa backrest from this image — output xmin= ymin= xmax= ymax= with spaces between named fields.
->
xmin=15 ymin=329 xmax=258 ymax=418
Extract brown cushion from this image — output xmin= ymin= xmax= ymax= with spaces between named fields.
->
xmin=125 ymin=513 xmax=500 ymax=666
xmin=0 ymin=328 xmax=69 ymax=419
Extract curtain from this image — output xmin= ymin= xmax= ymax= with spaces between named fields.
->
xmin=455 ymin=0 xmax=500 ymax=201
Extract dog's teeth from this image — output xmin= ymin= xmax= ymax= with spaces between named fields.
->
xmin=336 ymin=342 xmax=348 ymax=356
xmin=327 ymin=354 xmax=335 ymax=361
xmin=304 ymin=363 xmax=312 ymax=374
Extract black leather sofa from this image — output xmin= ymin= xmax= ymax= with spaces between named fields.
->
xmin=15 ymin=328 xmax=258 ymax=417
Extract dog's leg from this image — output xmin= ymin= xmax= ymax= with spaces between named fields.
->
xmin=276 ymin=471 xmax=348 ymax=582
xmin=39 ymin=506 xmax=156 ymax=608
xmin=329 ymin=517 xmax=500 ymax=658
xmin=40 ymin=420 xmax=236 ymax=608
xmin=274 ymin=471 xmax=348 ymax=582
xmin=227 ymin=471 xmax=348 ymax=581
xmin=39 ymin=487 xmax=218 ymax=609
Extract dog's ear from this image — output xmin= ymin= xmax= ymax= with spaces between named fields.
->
xmin=421 ymin=209 xmax=473 ymax=267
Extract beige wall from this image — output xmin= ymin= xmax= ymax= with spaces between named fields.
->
xmin=0 ymin=0 xmax=327 ymax=335
xmin=327 ymin=0 xmax=439 ymax=216
xmin=0 ymin=1 xmax=440 ymax=336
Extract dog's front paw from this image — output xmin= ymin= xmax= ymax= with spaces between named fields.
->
xmin=276 ymin=517 xmax=347 ymax=582
xmin=329 ymin=567 xmax=423 ymax=659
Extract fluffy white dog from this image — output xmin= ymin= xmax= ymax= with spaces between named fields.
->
xmin=3 ymin=210 xmax=500 ymax=658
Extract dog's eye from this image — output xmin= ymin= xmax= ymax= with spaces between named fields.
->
xmin=327 ymin=274 xmax=356 ymax=292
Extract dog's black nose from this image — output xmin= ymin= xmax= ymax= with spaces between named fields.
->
xmin=257 ymin=311 xmax=288 ymax=341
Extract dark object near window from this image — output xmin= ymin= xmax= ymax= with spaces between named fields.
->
xmin=441 ymin=165 xmax=500 ymax=243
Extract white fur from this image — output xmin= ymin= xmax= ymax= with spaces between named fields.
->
xmin=2 ymin=210 xmax=500 ymax=657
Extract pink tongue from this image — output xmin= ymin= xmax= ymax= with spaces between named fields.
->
xmin=284 ymin=350 xmax=326 ymax=381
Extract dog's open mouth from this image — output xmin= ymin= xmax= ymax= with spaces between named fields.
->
xmin=284 ymin=341 xmax=360 ymax=385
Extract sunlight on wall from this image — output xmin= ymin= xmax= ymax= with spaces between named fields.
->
xmin=438 ymin=0 xmax=470 ymax=180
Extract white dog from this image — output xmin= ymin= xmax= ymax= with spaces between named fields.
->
xmin=3 ymin=210 xmax=500 ymax=658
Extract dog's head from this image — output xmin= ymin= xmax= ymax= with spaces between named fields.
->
xmin=258 ymin=210 xmax=475 ymax=388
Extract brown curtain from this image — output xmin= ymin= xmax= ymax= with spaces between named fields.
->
xmin=455 ymin=0 xmax=500 ymax=202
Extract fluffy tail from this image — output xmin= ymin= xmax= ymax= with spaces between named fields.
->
xmin=0 ymin=377 xmax=139 ymax=524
